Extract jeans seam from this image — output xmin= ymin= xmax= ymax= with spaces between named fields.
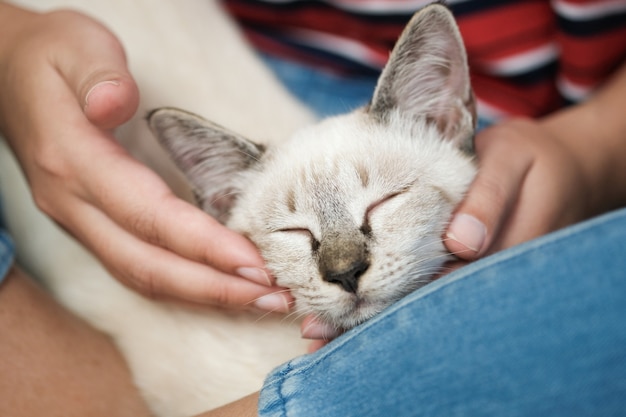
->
xmin=278 ymin=361 xmax=292 ymax=417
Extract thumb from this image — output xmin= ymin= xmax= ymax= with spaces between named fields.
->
xmin=54 ymin=12 xmax=139 ymax=129
xmin=83 ymin=75 xmax=139 ymax=130
xmin=444 ymin=127 xmax=531 ymax=260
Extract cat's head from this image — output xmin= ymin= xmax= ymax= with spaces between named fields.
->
xmin=148 ymin=4 xmax=476 ymax=330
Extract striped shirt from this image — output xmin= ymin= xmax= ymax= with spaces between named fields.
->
xmin=223 ymin=0 xmax=626 ymax=121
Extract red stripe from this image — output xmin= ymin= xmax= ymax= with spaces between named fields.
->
xmin=472 ymin=72 xmax=562 ymax=117
xmin=457 ymin=2 xmax=554 ymax=60
xmin=224 ymin=2 xmax=406 ymax=51
xmin=558 ymin=0 xmax=617 ymax=5
xmin=558 ymin=28 xmax=626 ymax=87
xmin=225 ymin=0 xmax=624 ymax=117
xmin=244 ymin=30 xmax=368 ymax=75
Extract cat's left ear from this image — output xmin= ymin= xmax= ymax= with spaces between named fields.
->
xmin=369 ymin=3 xmax=475 ymax=153
xmin=147 ymin=107 xmax=265 ymax=223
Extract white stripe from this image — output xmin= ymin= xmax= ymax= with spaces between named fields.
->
xmin=330 ymin=0 xmax=432 ymax=13
xmin=483 ymin=43 xmax=559 ymax=76
xmin=475 ymin=98 xmax=508 ymax=121
xmin=557 ymin=76 xmax=594 ymax=102
xmin=288 ymin=29 xmax=388 ymax=68
xmin=551 ymin=0 xmax=626 ymax=20
xmin=259 ymin=0 xmax=434 ymax=14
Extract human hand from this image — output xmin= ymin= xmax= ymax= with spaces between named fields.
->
xmin=0 ymin=6 xmax=289 ymax=311
xmin=446 ymin=60 xmax=626 ymax=261
xmin=445 ymin=117 xmax=595 ymax=261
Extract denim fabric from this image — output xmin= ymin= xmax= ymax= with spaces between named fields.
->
xmin=0 ymin=190 xmax=15 ymax=284
xmin=0 ymin=229 xmax=14 ymax=285
xmin=259 ymin=208 xmax=626 ymax=417
xmin=260 ymin=53 xmax=379 ymax=118
xmin=260 ymin=53 xmax=494 ymax=136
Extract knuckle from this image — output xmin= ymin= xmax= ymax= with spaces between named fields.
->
xmin=32 ymin=143 xmax=71 ymax=181
xmin=208 ymin=282 xmax=234 ymax=306
xmin=122 ymin=262 xmax=161 ymax=300
xmin=31 ymin=190 xmax=54 ymax=216
xmin=201 ymin=277 xmax=243 ymax=307
xmin=29 ymin=177 xmax=70 ymax=220
xmin=128 ymin=206 xmax=162 ymax=245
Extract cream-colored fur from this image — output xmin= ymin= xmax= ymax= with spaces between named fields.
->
xmin=0 ymin=2 xmax=476 ymax=416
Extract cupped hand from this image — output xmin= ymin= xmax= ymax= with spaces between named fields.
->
xmin=0 ymin=6 xmax=289 ymax=311
xmin=444 ymin=117 xmax=591 ymax=260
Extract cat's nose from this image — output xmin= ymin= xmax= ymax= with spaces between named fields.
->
xmin=323 ymin=260 xmax=370 ymax=294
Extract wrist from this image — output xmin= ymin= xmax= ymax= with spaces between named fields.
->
xmin=540 ymin=65 xmax=626 ymax=217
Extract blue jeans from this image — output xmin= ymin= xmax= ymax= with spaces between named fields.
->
xmin=259 ymin=208 xmax=626 ymax=416
xmin=0 ymin=193 xmax=15 ymax=285
xmin=0 ymin=229 xmax=13 ymax=284
xmin=260 ymin=53 xmax=378 ymax=118
xmin=261 ymin=52 xmax=493 ymax=132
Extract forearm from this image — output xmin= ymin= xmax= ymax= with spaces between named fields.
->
xmin=541 ymin=62 xmax=626 ymax=216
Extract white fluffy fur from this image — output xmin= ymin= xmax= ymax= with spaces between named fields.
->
xmin=0 ymin=2 xmax=476 ymax=416
xmin=227 ymin=111 xmax=475 ymax=328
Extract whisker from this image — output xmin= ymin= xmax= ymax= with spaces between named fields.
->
xmin=235 ymin=148 xmax=261 ymax=162
xmin=208 ymin=189 xmax=240 ymax=207
xmin=282 ymin=308 xmax=313 ymax=326
xmin=300 ymin=316 xmax=340 ymax=341
xmin=440 ymin=237 xmax=478 ymax=257
xmin=411 ymin=237 xmax=446 ymax=253
xmin=253 ymin=309 xmax=277 ymax=324
xmin=244 ymin=288 xmax=292 ymax=307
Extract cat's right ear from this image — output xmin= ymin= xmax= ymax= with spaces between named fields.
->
xmin=368 ymin=3 xmax=475 ymax=153
xmin=147 ymin=107 xmax=265 ymax=223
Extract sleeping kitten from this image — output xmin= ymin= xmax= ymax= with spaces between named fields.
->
xmin=0 ymin=2 xmax=475 ymax=416
xmin=148 ymin=4 xmax=476 ymax=331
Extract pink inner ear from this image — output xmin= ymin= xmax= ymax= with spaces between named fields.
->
xmin=434 ymin=91 xmax=476 ymax=152
xmin=201 ymin=189 xmax=238 ymax=224
xmin=377 ymin=5 xmax=474 ymax=151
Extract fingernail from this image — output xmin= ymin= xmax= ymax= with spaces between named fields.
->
xmin=301 ymin=319 xmax=339 ymax=340
xmin=253 ymin=292 xmax=290 ymax=313
xmin=237 ymin=267 xmax=272 ymax=286
xmin=446 ymin=213 xmax=486 ymax=254
xmin=84 ymin=80 xmax=120 ymax=108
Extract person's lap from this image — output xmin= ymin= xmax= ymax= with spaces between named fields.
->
xmin=259 ymin=207 xmax=626 ymax=417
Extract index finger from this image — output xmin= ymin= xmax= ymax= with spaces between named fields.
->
xmin=72 ymin=135 xmax=272 ymax=285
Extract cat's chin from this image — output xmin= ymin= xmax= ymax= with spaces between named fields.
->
xmin=313 ymin=294 xmax=393 ymax=331
xmin=316 ymin=277 xmax=439 ymax=330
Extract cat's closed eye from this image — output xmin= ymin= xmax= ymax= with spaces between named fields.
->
xmin=365 ymin=191 xmax=405 ymax=217
xmin=276 ymin=227 xmax=320 ymax=252
xmin=362 ymin=190 xmax=408 ymax=235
